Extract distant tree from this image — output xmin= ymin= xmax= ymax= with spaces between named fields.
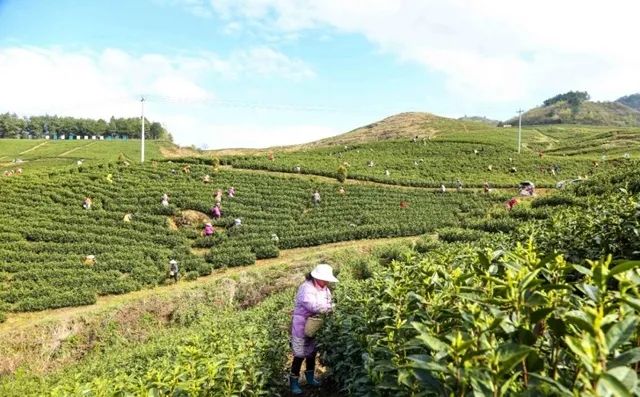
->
xmin=0 ymin=113 xmax=171 ymax=139
xmin=543 ymin=91 xmax=590 ymax=107
xmin=337 ymin=165 xmax=348 ymax=183
xmin=617 ymin=93 xmax=640 ymax=111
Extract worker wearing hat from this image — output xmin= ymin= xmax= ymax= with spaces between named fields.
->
xmin=168 ymin=259 xmax=179 ymax=283
xmin=289 ymin=264 xmax=338 ymax=394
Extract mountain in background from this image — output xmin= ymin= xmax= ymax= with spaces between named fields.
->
xmin=504 ymin=91 xmax=640 ymax=126
xmin=616 ymin=93 xmax=640 ymax=111
xmin=457 ymin=115 xmax=500 ymax=126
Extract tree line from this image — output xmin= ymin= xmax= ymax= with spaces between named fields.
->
xmin=543 ymin=91 xmax=590 ymax=107
xmin=0 ymin=113 xmax=172 ymax=140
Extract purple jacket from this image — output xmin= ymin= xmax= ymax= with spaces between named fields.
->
xmin=291 ymin=280 xmax=333 ymax=338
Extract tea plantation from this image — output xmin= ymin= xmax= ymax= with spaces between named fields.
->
xmin=1 ymin=129 xmax=640 ymax=396
xmin=223 ymin=124 xmax=640 ymax=188
xmin=0 ymin=159 xmax=503 ymax=319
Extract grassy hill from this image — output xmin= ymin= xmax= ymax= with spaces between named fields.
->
xmin=302 ymin=112 xmax=497 ymax=147
xmin=504 ymin=100 xmax=640 ymax=126
xmin=0 ymin=139 xmax=176 ymax=174
xmin=221 ymin=113 xmax=640 ymax=187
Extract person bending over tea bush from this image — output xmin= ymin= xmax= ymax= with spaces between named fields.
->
xmin=289 ymin=264 xmax=338 ymax=395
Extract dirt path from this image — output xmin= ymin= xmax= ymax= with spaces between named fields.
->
xmin=0 ymin=236 xmax=416 ymax=333
xmin=18 ymin=141 xmax=48 ymax=154
xmin=58 ymin=141 xmax=98 ymax=157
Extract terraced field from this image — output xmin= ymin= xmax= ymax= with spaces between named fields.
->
xmin=0 ymin=160 xmax=505 ymax=318
xmin=0 ymin=139 xmax=171 ymax=174
xmin=222 ymin=123 xmax=640 ymax=188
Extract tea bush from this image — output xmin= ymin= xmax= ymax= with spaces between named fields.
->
xmin=0 ymin=160 xmax=501 ymax=313
xmin=320 ymin=240 xmax=640 ymax=396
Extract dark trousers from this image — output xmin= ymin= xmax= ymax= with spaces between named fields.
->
xmin=291 ymin=351 xmax=316 ymax=377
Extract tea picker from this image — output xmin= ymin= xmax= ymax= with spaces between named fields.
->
xmin=203 ymin=222 xmax=214 ymax=237
xmin=168 ymin=259 xmax=179 ymax=283
xmin=289 ymin=264 xmax=338 ymax=395
xmin=312 ymin=190 xmax=321 ymax=206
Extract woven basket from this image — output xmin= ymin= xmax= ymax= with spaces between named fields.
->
xmin=304 ymin=316 xmax=323 ymax=338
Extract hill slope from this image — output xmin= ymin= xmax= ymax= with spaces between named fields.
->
xmin=304 ymin=112 xmax=495 ymax=147
xmin=0 ymin=139 xmax=176 ymax=174
xmin=616 ymin=93 xmax=640 ymax=111
xmin=505 ymin=100 xmax=640 ymax=126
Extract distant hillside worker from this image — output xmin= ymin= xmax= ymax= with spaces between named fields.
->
xmin=487 ymin=165 xmax=493 ymax=172
xmin=161 ymin=196 xmax=169 ymax=207
xmin=506 ymin=197 xmax=518 ymax=210
xmin=312 ymin=190 xmax=321 ymax=206
xmin=16 ymin=168 xmax=22 ymax=175
xmin=271 ymin=233 xmax=280 ymax=243
xmin=384 ymin=169 xmax=390 ymax=176
xmin=294 ymin=166 xmax=301 ymax=173
xmin=106 ymin=173 xmax=113 ymax=184
xmin=338 ymin=186 xmax=345 ymax=195
xmin=182 ymin=164 xmax=191 ymax=173
xmin=233 ymin=218 xmax=242 ymax=228
xmin=440 ymin=184 xmax=446 ymax=193
xmin=203 ymin=174 xmax=211 ymax=183
xmin=456 ymin=179 xmax=463 ymax=191
xmin=289 ymin=264 xmax=338 ymax=395
xmin=400 ymin=200 xmax=409 ymax=209
xmin=268 ymin=152 xmax=274 ymax=161
xmin=227 ymin=186 xmax=236 ymax=198
xmin=211 ymin=202 xmax=222 ymax=219
xmin=483 ymin=181 xmax=490 ymax=194
xmin=83 ymin=255 xmax=96 ymax=266
xmin=203 ymin=222 xmax=214 ymax=237
xmin=169 ymin=259 xmax=179 ymax=283
xmin=123 ymin=213 xmax=133 ymax=222
xmin=82 ymin=197 xmax=92 ymax=210
xmin=510 ymin=167 xmax=517 ymax=173
xmin=214 ymin=189 xmax=223 ymax=204
xmin=367 ymin=160 xmax=375 ymax=167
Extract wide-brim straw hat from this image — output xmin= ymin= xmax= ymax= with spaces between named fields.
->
xmin=169 ymin=259 xmax=177 ymax=264
xmin=311 ymin=264 xmax=338 ymax=283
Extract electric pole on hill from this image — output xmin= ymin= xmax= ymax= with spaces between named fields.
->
xmin=516 ymin=108 xmax=524 ymax=154
xmin=140 ymin=96 xmax=145 ymax=163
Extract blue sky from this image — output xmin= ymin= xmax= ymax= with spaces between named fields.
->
xmin=1 ymin=0 xmax=639 ymax=148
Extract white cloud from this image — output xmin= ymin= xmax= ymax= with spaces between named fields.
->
xmin=232 ymin=47 xmax=315 ymax=80
xmin=203 ymin=0 xmax=640 ymax=104
xmin=0 ymin=46 xmax=317 ymax=146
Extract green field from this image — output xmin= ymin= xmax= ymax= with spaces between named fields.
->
xmin=223 ymin=123 xmax=640 ymax=187
xmin=0 ymin=139 xmax=171 ymax=174
xmin=1 ymin=118 xmax=640 ymax=396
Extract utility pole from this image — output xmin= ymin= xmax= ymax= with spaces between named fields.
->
xmin=516 ymin=108 xmax=524 ymax=154
xmin=140 ymin=96 xmax=145 ymax=163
